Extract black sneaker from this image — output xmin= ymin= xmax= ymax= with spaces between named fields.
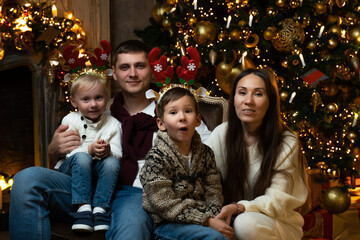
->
xmin=70 ymin=211 xmax=94 ymax=232
xmin=93 ymin=211 xmax=112 ymax=231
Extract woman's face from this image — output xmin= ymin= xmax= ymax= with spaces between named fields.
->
xmin=234 ymin=73 xmax=269 ymax=130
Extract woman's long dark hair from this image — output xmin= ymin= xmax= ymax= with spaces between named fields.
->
xmin=224 ymin=68 xmax=290 ymax=203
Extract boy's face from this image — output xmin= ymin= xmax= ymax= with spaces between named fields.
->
xmin=157 ymin=95 xmax=201 ymax=151
xmin=112 ymin=52 xmax=152 ymax=97
xmin=70 ymin=83 xmax=107 ymax=122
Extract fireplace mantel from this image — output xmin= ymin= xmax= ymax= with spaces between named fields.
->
xmin=0 ymin=51 xmax=59 ymax=169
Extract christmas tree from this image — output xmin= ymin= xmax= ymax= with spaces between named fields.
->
xmin=135 ymin=0 xmax=360 ymax=188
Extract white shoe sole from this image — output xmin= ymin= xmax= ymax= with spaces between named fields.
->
xmin=94 ymin=225 xmax=109 ymax=231
xmin=72 ymin=224 xmax=94 ymax=232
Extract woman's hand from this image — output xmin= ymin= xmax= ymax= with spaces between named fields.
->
xmin=207 ymin=217 xmax=234 ymax=240
xmin=215 ymin=204 xmax=238 ymax=225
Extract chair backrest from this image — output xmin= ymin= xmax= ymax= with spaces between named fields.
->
xmin=198 ymin=95 xmax=228 ymax=131
xmin=107 ymin=95 xmax=229 ymax=131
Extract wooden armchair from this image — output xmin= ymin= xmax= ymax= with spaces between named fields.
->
xmin=50 ymin=95 xmax=228 ymax=239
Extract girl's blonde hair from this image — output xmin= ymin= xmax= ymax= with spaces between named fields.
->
xmin=70 ymin=74 xmax=109 ymax=100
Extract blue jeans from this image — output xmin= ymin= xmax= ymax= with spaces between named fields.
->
xmin=58 ymin=152 xmax=120 ymax=208
xmin=154 ymin=222 xmax=227 ymax=240
xmin=106 ymin=185 xmax=154 ymax=240
xmin=9 ymin=167 xmax=154 ymax=240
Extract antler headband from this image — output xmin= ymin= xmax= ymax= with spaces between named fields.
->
xmin=146 ymin=46 xmax=206 ymax=102
xmin=62 ymin=40 xmax=113 ymax=84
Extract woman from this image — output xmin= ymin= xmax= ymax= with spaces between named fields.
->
xmin=206 ymin=68 xmax=308 ymax=240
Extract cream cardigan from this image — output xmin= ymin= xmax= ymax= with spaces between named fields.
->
xmin=206 ymin=122 xmax=308 ymax=238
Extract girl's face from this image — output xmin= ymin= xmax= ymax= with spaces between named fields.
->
xmin=234 ymin=73 xmax=269 ymax=130
xmin=70 ymin=83 xmax=107 ymax=122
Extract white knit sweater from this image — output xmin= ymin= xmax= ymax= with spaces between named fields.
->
xmin=206 ymin=122 xmax=308 ymax=236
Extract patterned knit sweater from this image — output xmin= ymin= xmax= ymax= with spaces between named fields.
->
xmin=140 ymin=130 xmax=223 ymax=225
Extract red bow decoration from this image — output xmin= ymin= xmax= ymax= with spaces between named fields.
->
xmin=148 ymin=47 xmax=174 ymax=87
xmin=89 ymin=40 xmax=111 ymax=69
xmin=63 ymin=45 xmax=86 ymax=72
xmin=176 ymin=47 xmax=200 ymax=86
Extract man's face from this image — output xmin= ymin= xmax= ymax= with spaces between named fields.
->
xmin=112 ymin=52 xmax=152 ymax=97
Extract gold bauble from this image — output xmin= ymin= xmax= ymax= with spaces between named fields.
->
xmin=2 ymin=0 xmax=23 ymax=22
xmin=271 ymin=18 xmax=305 ymax=52
xmin=348 ymin=24 xmax=360 ymax=44
xmin=263 ymin=29 xmax=275 ymax=41
xmin=230 ymin=30 xmax=241 ymax=41
xmin=328 ymin=25 xmax=342 ymax=37
xmin=276 ymin=0 xmax=288 ymax=8
xmin=326 ymin=103 xmax=339 ymax=113
xmin=348 ymin=131 xmax=357 ymax=140
xmin=216 ymin=62 xmax=233 ymax=76
xmin=323 ymin=187 xmax=351 ymax=214
xmin=216 ymin=65 xmax=241 ymax=94
xmin=307 ymin=40 xmax=317 ymax=51
xmin=162 ymin=18 xmax=171 ymax=29
xmin=315 ymin=2 xmax=327 ymax=14
xmin=336 ymin=0 xmax=346 ymax=8
xmin=152 ymin=3 xmax=172 ymax=23
xmin=216 ymin=58 xmax=255 ymax=94
xmin=280 ymin=91 xmax=289 ymax=101
xmin=327 ymin=14 xmax=342 ymax=25
xmin=194 ymin=20 xmax=216 ymax=45
xmin=327 ymin=37 xmax=338 ymax=49
xmin=187 ymin=17 xmax=197 ymax=26
xmin=19 ymin=31 xmax=35 ymax=49
xmin=244 ymin=33 xmax=259 ymax=48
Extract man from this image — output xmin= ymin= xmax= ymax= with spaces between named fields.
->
xmin=9 ymin=40 xmax=210 ymax=240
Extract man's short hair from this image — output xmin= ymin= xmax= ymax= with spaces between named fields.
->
xmin=112 ymin=40 xmax=150 ymax=65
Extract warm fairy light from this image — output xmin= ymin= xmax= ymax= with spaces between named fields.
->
xmin=52 ymin=4 xmax=57 ymax=17
xmin=226 ymin=15 xmax=232 ymax=28
xmin=249 ymin=14 xmax=253 ymax=27
xmin=352 ymin=113 xmax=358 ymax=127
xmin=0 ymin=176 xmax=13 ymax=190
xmin=318 ymin=25 xmax=325 ymax=38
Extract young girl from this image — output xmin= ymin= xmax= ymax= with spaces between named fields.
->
xmin=140 ymin=86 xmax=233 ymax=240
xmin=206 ymin=68 xmax=308 ymax=240
xmin=57 ymin=73 xmax=122 ymax=232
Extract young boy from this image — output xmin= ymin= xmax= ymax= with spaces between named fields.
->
xmin=140 ymin=86 xmax=233 ymax=240
xmin=57 ymin=73 xmax=122 ymax=232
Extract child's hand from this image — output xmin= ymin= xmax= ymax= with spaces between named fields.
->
xmin=88 ymin=139 xmax=111 ymax=159
xmin=207 ymin=217 xmax=234 ymax=240
xmin=215 ymin=204 xmax=238 ymax=225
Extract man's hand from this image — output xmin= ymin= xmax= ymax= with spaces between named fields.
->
xmin=48 ymin=125 xmax=80 ymax=162
xmin=207 ymin=217 xmax=234 ymax=240
xmin=88 ymin=139 xmax=111 ymax=159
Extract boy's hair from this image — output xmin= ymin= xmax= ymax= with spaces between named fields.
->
xmin=70 ymin=74 xmax=109 ymax=100
xmin=156 ymin=87 xmax=199 ymax=119
xmin=112 ymin=40 xmax=150 ymax=65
